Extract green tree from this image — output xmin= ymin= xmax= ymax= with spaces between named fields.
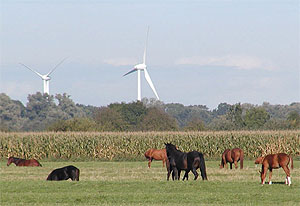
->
xmin=24 ymin=92 xmax=60 ymax=131
xmin=108 ymin=101 xmax=147 ymax=130
xmin=48 ymin=118 xmax=97 ymax=132
xmin=244 ymin=107 xmax=270 ymax=130
xmin=226 ymin=103 xmax=245 ymax=130
xmin=0 ymin=93 xmax=27 ymax=131
xmin=55 ymin=93 xmax=85 ymax=119
xmin=139 ymin=107 xmax=179 ymax=131
xmin=94 ymin=107 xmax=128 ymax=131
xmin=184 ymin=118 xmax=206 ymax=131
xmin=287 ymin=111 xmax=300 ymax=129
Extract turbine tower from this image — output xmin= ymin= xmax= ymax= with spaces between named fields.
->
xmin=123 ymin=27 xmax=159 ymax=101
xmin=20 ymin=58 xmax=67 ymax=94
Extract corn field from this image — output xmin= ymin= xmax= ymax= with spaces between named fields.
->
xmin=0 ymin=131 xmax=299 ymax=161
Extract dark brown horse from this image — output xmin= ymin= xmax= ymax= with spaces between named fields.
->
xmin=144 ymin=148 xmax=167 ymax=168
xmin=255 ymin=153 xmax=293 ymax=186
xmin=47 ymin=165 xmax=80 ymax=181
xmin=220 ymin=148 xmax=244 ymax=169
xmin=7 ymin=157 xmax=42 ymax=167
xmin=165 ymin=143 xmax=207 ymax=181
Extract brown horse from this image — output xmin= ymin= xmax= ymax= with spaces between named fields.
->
xmin=255 ymin=153 xmax=293 ymax=186
xmin=7 ymin=157 xmax=42 ymax=167
xmin=220 ymin=148 xmax=244 ymax=169
xmin=144 ymin=148 xmax=167 ymax=168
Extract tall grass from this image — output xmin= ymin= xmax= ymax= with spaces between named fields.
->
xmin=0 ymin=131 xmax=299 ymax=160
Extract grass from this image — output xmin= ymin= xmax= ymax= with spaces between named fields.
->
xmin=1 ymin=160 xmax=299 ymax=206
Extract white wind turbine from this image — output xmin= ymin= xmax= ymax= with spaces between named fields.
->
xmin=20 ymin=58 xmax=67 ymax=94
xmin=123 ymin=27 xmax=160 ymax=101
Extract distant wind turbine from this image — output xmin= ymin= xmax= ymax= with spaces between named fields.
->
xmin=20 ymin=58 xmax=67 ymax=94
xmin=123 ymin=27 xmax=159 ymax=101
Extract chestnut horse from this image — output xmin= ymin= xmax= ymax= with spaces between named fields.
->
xmin=7 ymin=157 xmax=42 ymax=167
xmin=144 ymin=148 xmax=167 ymax=168
xmin=255 ymin=153 xmax=293 ymax=186
xmin=220 ymin=148 xmax=244 ymax=169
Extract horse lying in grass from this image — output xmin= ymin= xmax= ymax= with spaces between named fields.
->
xmin=7 ymin=157 xmax=42 ymax=167
xmin=144 ymin=148 xmax=167 ymax=168
xmin=165 ymin=143 xmax=207 ymax=181
xmin=46 ymin=165 xmax=80 ymax=181
xmin=220 ymin=148 xmax=244 ymax=169
xmin=255 ymin=153 xmax=293 ymax=186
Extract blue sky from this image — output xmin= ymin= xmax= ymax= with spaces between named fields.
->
xmin=0 ymin=0 xmax=299 ymax=109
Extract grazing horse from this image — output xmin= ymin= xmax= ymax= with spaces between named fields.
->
xmin=165 ymin=143 xmax=207 ymax=181
xmin=144 ymin=148 xmax=167 ymax=168
xmin=220 ymin=148 xmax=244 ymax=169
xmin=7 ymin=157 xmax=42 ymax=167
xmin=46 ymin=165 xmax=80 ymax=181
xmin=255 ymin=153 xmax=293 ymax=186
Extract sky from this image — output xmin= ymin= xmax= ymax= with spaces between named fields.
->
xmin=0 ymin=0 xmax=299 ymax=110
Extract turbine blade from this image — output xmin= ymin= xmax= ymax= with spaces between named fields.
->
xmin=123 ymin=68 xmax=137 ymax=76
xmin=47 ymin=57 xmax=68 ymax=76
xmin=144 ymin=68 xmax=159 ymax=100
xmin=143 ymin=26 xmax=149 ymax=65
xmin=19 ymin=63 xmax=43 ymax=78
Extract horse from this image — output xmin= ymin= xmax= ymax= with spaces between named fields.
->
xmin=219 ymin=148 xmax=244 ymax=169
xmin=165 ymin=143 xmax=207 ymax=181
xmin=46 ymin=165 xmax=80 ymax=181
xmin=144 ymin=148 xmax=167 ymax=168
xmin=7 ymin=157 xmax=42 ymax=167
xmin=255 ymin=153 xmax=293 ymax=186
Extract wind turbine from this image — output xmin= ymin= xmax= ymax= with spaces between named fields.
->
xmin=20 ymin=58 xmax=67 ymax=94
xmin=123 ymin=27 xmax=160 ymax=101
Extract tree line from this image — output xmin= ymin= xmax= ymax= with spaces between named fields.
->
xmin=0 ymin=92 xmax=299 ymax=132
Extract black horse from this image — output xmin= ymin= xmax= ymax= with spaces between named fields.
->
xmin=165 ymin=143 xmax=207 ymax=181
xmin=46 ymin=165 xmax=80 ymax=181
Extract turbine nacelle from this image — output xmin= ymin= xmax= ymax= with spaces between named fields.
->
xmin=42 ymin=75 xmax=51 ymax=81
xmin=134 ymin=63 xmax=146 ymax=70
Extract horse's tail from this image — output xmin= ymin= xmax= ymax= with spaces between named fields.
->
xmin=198 ymin=152 xmax=208 ymax=180
xmin=289 ymin=155 xmax=293 ymax=170
xmin=240 ymin=149 xmax=244 ymax=169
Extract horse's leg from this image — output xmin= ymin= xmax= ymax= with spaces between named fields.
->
xmin=230 ymin=163 xmax=233 ymax=169
xmin=191 ymin=167 xmax=199 ymax=180
xmin=162 ymin=159 xmax=165 ymax=167
xmin=167 ymin=164 xmax=171 ymax=181
xmin=234 ymin=160 xmax=238 ymax=169
xmin=282 ymin=165 xmax=291 ymax=186
xmin=268 ymin=168 xmax=272 ymax=184
xmin=173 ymin=168 xmax=179 ymax=180
xmin=182 ymin=170 xmax=189 ymax=181
xmin=148 ymin=158 xmax=152 ymax=168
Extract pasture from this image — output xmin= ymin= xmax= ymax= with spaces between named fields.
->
xmin=1 ymin=160 xmax=299 ymax=206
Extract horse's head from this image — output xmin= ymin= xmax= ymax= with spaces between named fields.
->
xmin=165 ymin=143 xmax=178 ymax=157
xmin=254 ymin=156 xmax=264 ymax=164
xmin=7 ymin=157 xmax=14 ymax=166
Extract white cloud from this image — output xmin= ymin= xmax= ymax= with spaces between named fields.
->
xmin=103 ymin=57 xmax=138 ymax=66
xmin=175 ymin=55 xmax=278 ymax=71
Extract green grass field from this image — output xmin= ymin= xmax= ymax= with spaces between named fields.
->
xmin=1 ymin=160 xmax=299 ymax=206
